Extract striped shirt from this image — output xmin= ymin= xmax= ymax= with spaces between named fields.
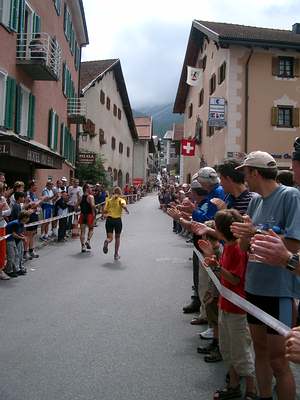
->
xmin=225 ymin=190 xmax=255 ymax=215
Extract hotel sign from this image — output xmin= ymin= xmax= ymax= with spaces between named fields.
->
xmin=78 ymin=152 xmax=96 ymax=164
xmin=209 ymin=97 xmax=226 ymax=127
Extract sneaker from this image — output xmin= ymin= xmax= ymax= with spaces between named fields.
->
xmin=103 ymin=240 xmax=108 ymax=254
xmin=204 ymin=346 xmax=223 ymax=363
xmin=40 ymin=236 xmax=47 ymax=242
xmin=17 ymin=269 xmax=27 ymax=276
xmin=85 ymin=241 xmax=91 ymax=250
xmin=182 ymin=299 xmax=200 ymax=314
xmin=29 ymin=251 xmax=39 ymax=258
xmin=6 ymin=271 xmax=18 ymax=278
xmin=81 ymin=245 xmax=87 ymax=253
xmin=114 ymin=254 xmax=120 ymax=260
xmin=23 ymin=253 xmax=32 ymax=261
xmin=197 ymin=341 xmax=217 ymax=354
xmin=198 ymin=327 xmax=214 ymax=340
xmin=0 ymin=271 xmax=10 ymax=280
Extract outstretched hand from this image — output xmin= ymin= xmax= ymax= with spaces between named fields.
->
xmin=198 ymin=239 xmax=214 ymax=256
xmin=191 ymin=221 xmax=208 ymax=236
xmin=203 ymin=255 xmax=219 ymax=268
xmin=231 ymin=215 xmax=255 ymax=239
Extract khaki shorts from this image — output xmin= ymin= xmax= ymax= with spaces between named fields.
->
xmin=205 ymin=298 xmax=218 ymax=327
xmin=218 ymin=310 xmax=255 ymax=377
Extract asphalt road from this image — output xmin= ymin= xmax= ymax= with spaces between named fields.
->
xmin=2 ymin=193 xmax=297 ymax=400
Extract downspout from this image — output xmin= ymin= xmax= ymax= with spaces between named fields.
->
xmin=244 ymin=49 xmax=253 ymax=154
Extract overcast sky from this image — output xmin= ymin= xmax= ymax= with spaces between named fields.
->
xmin=82 ymin=0 xmax=299 ymax=108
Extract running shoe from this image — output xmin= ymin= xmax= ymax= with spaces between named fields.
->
xmin=81 ymin=245 xmax=87 ymax=253
xmin=198 ymin=327 xmax=214 ymax=340
xmin=29 ymin=251 xmax=39 ymax=258
xmin=114 ymin=254 xmax=120 ymax=260
xmin=0 ymin=271 xmax=10 ymax=280
xmin=85 ymin=241 xmax=91 ymax=250
xmin=103 ymin=240 xmax=108 ymax=254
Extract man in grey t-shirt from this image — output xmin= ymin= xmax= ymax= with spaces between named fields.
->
xmin=231 ymin=151 xmax=300 ymax=400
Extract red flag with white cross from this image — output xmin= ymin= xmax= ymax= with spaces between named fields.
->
xmin=181 ymin=139 xmax=196 ymax=156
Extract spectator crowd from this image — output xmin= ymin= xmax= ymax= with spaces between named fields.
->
xmin=160 ymin=138 xmax=300 ymax=400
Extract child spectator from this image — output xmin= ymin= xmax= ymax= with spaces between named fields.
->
xmin=10 ymin=191 xmax=25 ymax=221
xmin=204 ymin=209 xmax=256 ymax=400
xmin=5 ymin=211 xmax=30 ymax=277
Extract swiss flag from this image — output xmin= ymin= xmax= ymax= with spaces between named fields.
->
xmin=181 ymin=139 xmax=196 ymax=156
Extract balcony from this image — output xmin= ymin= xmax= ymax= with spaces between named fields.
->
xmin=16 ymin=33 xmax=61 ymax=81
xmin=67 ymin=98 xmax=87 ymax=124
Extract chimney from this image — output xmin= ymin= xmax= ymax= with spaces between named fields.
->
xmin=292 ymin=23 xmax=300 ymax=34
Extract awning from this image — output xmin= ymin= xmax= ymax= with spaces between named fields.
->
xmin=0 ymin=135 xmax=63 ymax=169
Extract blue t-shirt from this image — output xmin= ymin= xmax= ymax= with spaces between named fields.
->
xmin=192 ymin=184 xmax=225 ymax=222
xmin=6 ymin=220 xmax=24 ymax=243
xmin=246 ymin=185 xmax=300 ymax=298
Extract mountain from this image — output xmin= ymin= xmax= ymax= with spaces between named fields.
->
xmin=133 ymin=103 xmax=183 ymax=138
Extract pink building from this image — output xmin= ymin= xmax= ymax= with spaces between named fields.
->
xmin=133 ymin=116 xmax=155 ymax=182
xmin=174 ymin=20 xmax=300 ymax=182
xmin=0 ymin=0 xmax=88 ymax=189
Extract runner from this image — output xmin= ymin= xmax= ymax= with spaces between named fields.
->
xmin=102 ymin=186 xmax=129 ymax=260
xmin=78 ymin=183 xmax=95 ymax=253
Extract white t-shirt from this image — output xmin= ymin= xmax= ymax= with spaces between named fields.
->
xmin=67 ymin=186 xmax=83 ymax=206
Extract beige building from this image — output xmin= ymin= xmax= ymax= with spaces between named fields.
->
xmin=79 ymin=59 xmax=138 ymax=187
xmin=133 ymin=117 xmax=155 ymax=183
xmin=174 ymin=20 xmax=300 ymax=182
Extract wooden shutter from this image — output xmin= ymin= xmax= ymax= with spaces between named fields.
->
xmin=60 ymin=123 xmax=64 ymax=155
xmin=64 ymin=127 xmax=69 ymax=158
xmin=271 ymin=106 xmax=278 ymax=126
xmin=9 ymin=0 xmax=19 ymax=32
xmin=272 ymin=57 xmax=279 ymax=76
xmin=62 ymin=63 xmax=66 ymax=95
xmin=54 ymin=113 xmax=59 ymax=151
xmin=293 ymin=107 xmax=300 ymax=127
xmin=4 ymin=77 xmax=16 ymax=130
xmin=294 ymin=59 xmax=300 ymax=78
xmin=15 ymin=84 xmax=22 ymax=134
xmin=63 ymin=3 xmax=67 ymax=37
xmin=218 ymin=66 xmax=221 ymax=84
xmin=27 ymin=93 xmax=35 ymax=139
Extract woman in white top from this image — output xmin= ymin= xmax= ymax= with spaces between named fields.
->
xmin=0 ymin=182 xmax=11 ymax=280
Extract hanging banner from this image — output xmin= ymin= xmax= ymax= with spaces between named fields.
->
xmin=181 ymin=139 xmax=196 ymax=157
xmin=186 ymin=66 xmax=202 ymax=86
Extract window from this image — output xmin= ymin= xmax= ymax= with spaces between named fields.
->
xmin=126 ymin=173 xmax=130 ymax=184
xmin=48 ymin=109 xmax=59 ymax=151
xmin=111 ymin=136 xmax=116 ymax=150
xmin=74 ymin=42 xmax=80 ymax=71
xmin=100 ymin=90 xmax=105 ymax=105
xmin=118 ymin=108 xmax=122 ymax=120
xmin=202 ymin=55 xmax=207 ymax=71
xmin=53 ymin=0 xmax=61 ymax=15
xmin=62 ymin=63 xmax=75 ymax=98
xmin=127 ymin=146 xmax=130 ymax=157
xmin=272 ymin=57 xmax=300 ymax=78
xmin=0 ymin=71 xmax=7 ymax=126
xmin=113 ymin=169 xmax=117 ymax=181
xmin=113 ymin=104 xmax=117 ymax=117
xmin=60 ymin=123 xmax=75 ymax=164
xmin=64 ymin=3 xmax=71 ymax=41
xmin=198 ymin=89 xmax=204 ymax=107
xmin=106 ymin=97 xmax=110 ymax=110
xmin=271 ymin=106 xmax=299 ymax=128
xmin=207 ymin=121 xmax=214 ymax=137
xmin=119 ymin=142 xmax=123 ymax=154
xmin=4 ymin=76 xmax=16 ymax=130
xmin=209 ymin=74 xmax=216 ymax=95
xmin=99 ymin=129 xmax=105 ymax=146
xmin=0 ymin=0 xmax=19 ymax=31
xmin=218 ymin=62 xmax=226 ymax=84
xmin=188 ymin=103 xmax=193 ymax=119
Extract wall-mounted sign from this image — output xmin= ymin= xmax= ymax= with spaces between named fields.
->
xmin=271 ymin=152 xmax=292 ymax=160
xmin=78 ymin=152 xmax=96 ymax=164
xmin=209 ymin=97 xmax=226 ymax=127
xmin=227 ymin=152 xmax=246 ymax=161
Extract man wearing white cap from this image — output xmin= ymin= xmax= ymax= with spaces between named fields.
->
xmin=231 ymin=151 xmax=300 ymax=400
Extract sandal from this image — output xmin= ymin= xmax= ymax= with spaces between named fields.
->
xmin=214 ymin=385 xmax=242 ymax=400
xmin=244 ymin=393 xmax=257 ymax=400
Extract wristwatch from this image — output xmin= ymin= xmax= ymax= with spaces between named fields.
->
xmin=286 ymin=253 xmax=300 ymax=272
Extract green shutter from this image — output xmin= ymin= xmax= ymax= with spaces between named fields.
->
xmin=33 ymin=13 xmax=41 ymax=34
xmin=27 ymin=94 xmax=35 ymax=139
xmin=4 ymin=77 xmax=16 ymax=130
xmin=48 ymin=109 xmax=54 ymax=148
xmin=64 ymin=126 xmax=68 ymax=158
xmin=54 ymin=113 xmax=58 ymax=151
xmin=60 ymin=123 xmax=64 ymax=155
xmin=63 ymin=3 xmax=67 ymax=37
xmin=9 ymin=0 xmax=19 ymax=32
xmin=54 ymin=0 xmax=61 ymax=15
xmin=15 ymin=84 xmax=22 ymax=134
xmin=62 ymin=62 xmax=66 ymax=95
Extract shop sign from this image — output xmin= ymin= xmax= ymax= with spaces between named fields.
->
xmin=78 ymin=152 xmax=96 ymax=164
xmin=209 ymin=97 xmax=226 ymax=127
xmin=227 ymin=152 xmax=246 ymax=161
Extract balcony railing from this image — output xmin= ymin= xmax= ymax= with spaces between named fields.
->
xmin=67 ymin=98 xmax=87 ymax=124
xmin=16 ymin=32 xmax=61 ymax=81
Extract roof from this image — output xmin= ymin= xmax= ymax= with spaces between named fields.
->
xmin=134 ymin=116 xmax=153 ymax=140
xmin=164 ymin=130 xmax=173 ymax=140
xmin=80 ymin=59 xmax=138 ymax=140
xmin=174 ymin=20 xmax=300 ymax=113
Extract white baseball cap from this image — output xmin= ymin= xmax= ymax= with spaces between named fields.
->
xmin=236 ymin=151 xmax=277 ymax=170
xmin=197 ymin=167 xmax=220 ymax=184
xmin=61 ymin=177 xmax=68 ymax=182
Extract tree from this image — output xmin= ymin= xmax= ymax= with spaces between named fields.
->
xmin=76 ymin=155 xmax=108 ymax=185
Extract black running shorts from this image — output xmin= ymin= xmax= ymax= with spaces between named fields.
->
xmin=105 ymin=217 xmax=122 ymax=235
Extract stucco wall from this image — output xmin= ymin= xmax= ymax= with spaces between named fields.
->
xmin=133 ymin=141 xmax=147 ymax=181
xmin=79 ymin=70 xmax=134 ymax=186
